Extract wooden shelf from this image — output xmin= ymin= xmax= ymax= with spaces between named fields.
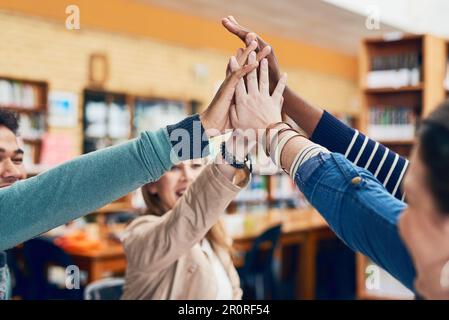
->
xmin=0 ymin=105 xmax=46 ymax=113
xmin=22 ymin=138 xmax=43 ymax=144
xmin=358 ymin=34 xmax=447 ymax=300
xmin=364 ymin=84 xmax=423 ymax=94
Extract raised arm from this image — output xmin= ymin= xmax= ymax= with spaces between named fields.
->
xmin=0 ymin=54 xmax=257 ymax=251
xmin=229 ymin=57 xmax=416 ymax=292
xmin=123 ymin=160 xmax=249 ymax=273
xmin=222 ymin=16 xmax=409 ymax=200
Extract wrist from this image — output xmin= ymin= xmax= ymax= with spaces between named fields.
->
xmin=199 ymin=111 xmax=221 ymax=138
xmin=224 ymin=132 xmax=248 ymax=163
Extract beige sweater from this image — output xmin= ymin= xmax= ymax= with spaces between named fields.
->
xmin=121 ymin=164 xmax=249 ymax=300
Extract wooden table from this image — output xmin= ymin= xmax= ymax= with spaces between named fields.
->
xmin=69 ymin=239 xmax=126 ymax=283
xmin=224 ymin=208 xmax=335 ymax=300
xmin=66 ymin=207 xmax=335 ymax=299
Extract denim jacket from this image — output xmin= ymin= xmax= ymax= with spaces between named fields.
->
xmin=295 ymin=152 xmax=417 ymax=292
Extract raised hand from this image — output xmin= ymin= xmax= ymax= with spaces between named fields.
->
xmin=228 ymin=51 xmax=287 ymax=134
xmin=200 ymin=50 xmax=258 ymax=137
xmin=222 ymin=16 xmax=282 ymax=91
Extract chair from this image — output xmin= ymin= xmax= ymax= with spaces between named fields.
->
xmin=22 ymin=237 xmax=83 ymax=300
xmin=84 ymin=277 xmax=125 ymax=300
xmin=238 ymin=224 xmax=282 ymax=300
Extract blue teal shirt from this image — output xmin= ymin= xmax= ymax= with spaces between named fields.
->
xmin=0 ymin=114 xmax=208 ymax=251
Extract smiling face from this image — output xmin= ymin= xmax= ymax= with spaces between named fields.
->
xmin=0 ymin=125 xmax=26 ymax=188
xmin=143 ymin=159 xmax=206 ymax=213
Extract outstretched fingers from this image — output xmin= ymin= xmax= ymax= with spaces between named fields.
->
xmin=259 ymin=58 xmax=269 ymax=95
xmin=237 ymin=40 xmax=257 ymax=66
xmin=246 ymin=51 xmax=259 ymax=95
xmin=271 ymin=73 xmax=287 ymax=107
xmin=228 ymin=56 xmax=257 ymax=102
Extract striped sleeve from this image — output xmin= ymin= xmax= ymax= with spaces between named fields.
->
xmin=310 ymin=111 xmax=409 ymax=200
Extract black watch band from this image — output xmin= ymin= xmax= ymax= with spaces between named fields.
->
xmin=220 ymin=141 xmax=251 ymax=172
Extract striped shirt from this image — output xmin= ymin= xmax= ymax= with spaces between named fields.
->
xmin=311 ymin=111 xmax=409 ymax=201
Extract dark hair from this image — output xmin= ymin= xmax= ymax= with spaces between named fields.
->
xmin=418 ymin=100 xmax=449 ymax=213
xmin=0 ymin=109 xmax=19 ymax=135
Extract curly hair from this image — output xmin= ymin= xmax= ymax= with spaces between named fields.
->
xmin=0 ymin=109 xmax=19 ymax=135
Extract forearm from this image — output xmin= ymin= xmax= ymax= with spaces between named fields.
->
xmin=273 ymin=132 xmax=416 ymax=290
xmin=124 ymin=163 xmax=248 ymax=271
xmin=292 ymin=152 xmax=416 ymax=291
xmin=282 ymin=86 xmax=324 ymax=137
xmin=0 ymin=114 xmax=209 ymax=250
xmin=311 ymin=111 xmax=409 ymax=200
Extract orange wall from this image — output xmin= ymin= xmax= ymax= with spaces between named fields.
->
xmin=0 ymin=0 xmax=357 ymax=81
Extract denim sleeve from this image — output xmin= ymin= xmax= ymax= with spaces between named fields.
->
xmin=295 ymin=152 xmax=416 ymax=291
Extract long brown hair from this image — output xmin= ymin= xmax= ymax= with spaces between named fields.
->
xmin=141 ymin=183 xmax=233 ymax=252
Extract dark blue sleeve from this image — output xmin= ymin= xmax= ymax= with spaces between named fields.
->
xmin=311 ymin=111 xmax=408 ymax=200
xmin=166 ymin=114 xmax=210 ymax=161
xmin=294 ymin=152 xmax=416 ymax=292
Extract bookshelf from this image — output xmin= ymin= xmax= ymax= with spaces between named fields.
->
xmin=82 ymin=89 xmax=194 ymax=214
xmin=357 ymin=33 xmax=447 ymax=300
xmin=0 ymin=76 xmax=48 ymax=167
xmin=82 ymin=89 xmax=131 ymax=154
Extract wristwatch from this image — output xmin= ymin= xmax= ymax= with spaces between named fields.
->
xmin=220 ymin=141 xmax=252 ymax=173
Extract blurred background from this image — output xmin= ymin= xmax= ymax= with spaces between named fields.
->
xmin=2 ymin=0 xmax=449 ymax=300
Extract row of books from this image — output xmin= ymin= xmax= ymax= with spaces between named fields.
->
xmin=18 ymin=113 xmax=46 ymax=140
xmin=84 ymin=101 xmax=131 ymax=140
xmin=269 ymin=173 xmax=301 ymax=200
xmin=366 ymin=52 xmax=421 ymax=88
xmin=83 ymin=96 xmax=188 ymax=153
xmin=234 ymin=173 xmax=305 ymax=203
xmin=0 ymin=80 xmax=44 ymax=109
xmin=134 ymin=99 xmax=186 ymax=135
xmin=367 ymin=106 xmax=416 ymax=141
xmin=234 ymin=174 xmax=269 ymax=202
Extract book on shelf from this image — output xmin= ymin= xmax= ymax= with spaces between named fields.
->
xmin=83 ymin=98 xmax=130 ymax=152
xmin=18 ymin=113 xmax=46 ymax=140
xmin=0 ymin=79 xmax=43 ymax=109
xmin=367 ymin=106 xmax=416 ymax=141
xmin=134 ymin=99 xmax=186 ymax=135
xmin=234 ymin=174 xmax=268 ymax=203
xmin=270 ymin=172 xmax=300 ymax=200
xmin=366 ymin=52 xmax=421 ymax=88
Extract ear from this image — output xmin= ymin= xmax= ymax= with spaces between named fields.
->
xmin=144 ymin=182 xmax=158 ymax=195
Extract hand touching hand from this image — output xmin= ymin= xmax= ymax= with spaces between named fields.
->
xmin=222 ymin=16 xmax=282 ymax=92
xmin=229 ymin=51 xmax=287 ymax=133
xmin=200 ymin=52 xmax=258 ymax=137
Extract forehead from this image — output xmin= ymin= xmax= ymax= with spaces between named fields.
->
xmin=0 ymin=126 xmax=20 ymax=152
xmin=180 ymin=158 xmax=208 ymax=166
